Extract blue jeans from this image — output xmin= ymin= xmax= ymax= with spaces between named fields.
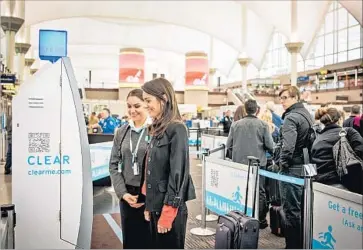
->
xmin=5 ymin=142 xmax=11 ymax=172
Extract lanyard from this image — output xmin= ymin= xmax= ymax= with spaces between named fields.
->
xmin=130 ymin=128 xmax=145 ymax=163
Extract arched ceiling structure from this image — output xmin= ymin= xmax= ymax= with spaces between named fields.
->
xmin=4 ymin=0 xmax=361 ymax=87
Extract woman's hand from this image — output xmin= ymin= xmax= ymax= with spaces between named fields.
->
xmin=157 ymin=224 xmax=171 ymax=234
xmin=122 ymin=193 xmax=138 ymax=205
xmin=130 ymin=203 xmax=144 ymax=209
xmin=144 ymin=210 xmax=150 ymax=221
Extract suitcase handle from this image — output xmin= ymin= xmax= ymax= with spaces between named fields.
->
xmin=245 ymin=157 xmax=260 ymax=217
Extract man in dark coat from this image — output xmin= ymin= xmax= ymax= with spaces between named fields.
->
xmin=279 ymin=86 xmax=313 ymax=249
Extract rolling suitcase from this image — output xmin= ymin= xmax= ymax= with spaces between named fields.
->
xmin=231 ymin=156 xmax=260 ymax=249
xmin=215 ymin=156 xmax=260 ymax=249
xmin=269 ymin=205 xmax=285 ymax=237
xmin=215 ymin=213 xmax=241 ymax=249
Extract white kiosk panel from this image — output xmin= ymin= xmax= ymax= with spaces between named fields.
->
xmin=12 ymin=58 xmax=93 ymax=249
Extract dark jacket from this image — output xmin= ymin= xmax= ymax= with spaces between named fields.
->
xmin=280 ymin=102 xmax=313 ymax=173
xmin=311 ymin=124 xmax=363 ymax=185
xmin=343 ymin=115 xmax=360 ymax=133
xmin=343 ymin=116 xmax=356 ymax=128
xmin=140 ymin=122 xmax=196 ymax=212
xmin=221 ymin=116 xmax=232 ymax=134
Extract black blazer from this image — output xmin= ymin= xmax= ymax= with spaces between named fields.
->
xmin=140 ymin=122 xmax=196 ymax=212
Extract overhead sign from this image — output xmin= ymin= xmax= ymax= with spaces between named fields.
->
xmin=297 ymin=76 xmax=309 ymax=82
xmin=39 ymin=29 xmax=68 ymax=63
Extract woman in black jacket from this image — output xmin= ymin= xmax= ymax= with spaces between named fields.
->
xmin=140 ymin=78 xmax=196 ymax=249
xmin=311 ymin=107 xmax=363 ymax=194
xmin=109 ymin=89 xmax=150 ymax=249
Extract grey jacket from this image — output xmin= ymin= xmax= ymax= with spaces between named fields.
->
xmin=226 ymin=115 xmax=274 ymax=167
xmin=109 ymin=124 xmax=148 ymax=200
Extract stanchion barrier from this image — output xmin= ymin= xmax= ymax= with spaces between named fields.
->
xmin=259 ymin=163 xmax=316 ymax=249
xmin=195 ymin=145 xmax=225 ymax=222
xmin=303 ymin=164 xmax=317 ymax=249
xmin=190 ymin=144 xmax=226 ymax=236
xmin=0 ymin=204 xmax=16 ymax=249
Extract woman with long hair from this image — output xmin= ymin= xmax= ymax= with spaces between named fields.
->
xmin=233 ymin=104 xmax=246 ymax=122
xmin=140 ymin=78 xmax=196 ymax=249
xmin=109 ymin=89 xmax=150 ymax=249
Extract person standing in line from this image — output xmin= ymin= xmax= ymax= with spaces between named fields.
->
xmin=4 ymin=115 xmax=12 ymax=175
xmin=221 ymin=110 xmax=233 ymax=136
xmin=109 ymin=89 xmax=150 ymax=249
xmin=140 ymin=78 xmax=196 ymax=249
xmin=343 ymin=105 xmax=361 ymax=132
xmin=278 ymin=86 xmax=313 ymax=249
xmin=226 ymin=99 xmax=274 ymax=229
xmin=233 ymin=104 xmax=246 ymax=122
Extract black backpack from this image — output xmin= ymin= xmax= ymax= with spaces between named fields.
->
xmin=293 ymin=111 xmax=321 ymax=161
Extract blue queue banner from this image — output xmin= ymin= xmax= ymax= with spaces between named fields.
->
xmin=39 ymin=29 xmax=68 ymax=63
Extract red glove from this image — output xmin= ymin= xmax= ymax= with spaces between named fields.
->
xmin=158 ymin=205 xmax=178 ymax=229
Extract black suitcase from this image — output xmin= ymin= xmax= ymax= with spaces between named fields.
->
xmin=269 ymin=206 xmax=285 ymax=237
xmin=215 ymin=156 xmax=260 ymax=249
xmin=215 ymin=214 xmax=240 ymax=249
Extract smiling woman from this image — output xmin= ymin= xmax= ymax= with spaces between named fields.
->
xmin=109 ymin=88 xmax=151 ymax=249
xmin=140 ymin=78 xmax=196 ymax=249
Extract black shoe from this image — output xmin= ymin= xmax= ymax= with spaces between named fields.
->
xmin=260 ymin=221 xmax=268 ymax=229
xmin=4 ymin=169 xmax=11 ymax=175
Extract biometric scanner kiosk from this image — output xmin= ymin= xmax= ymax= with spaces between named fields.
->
xmin=12 ymin=58 xmax=93 ymax=248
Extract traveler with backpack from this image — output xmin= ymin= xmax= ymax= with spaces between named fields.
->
xmin=278 ymin=86 xmax=313 ymax=249
xmin=311 ymin=107 xmax=363 ymax=195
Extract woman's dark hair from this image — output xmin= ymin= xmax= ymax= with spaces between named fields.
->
xmin=234 ymin=104 xmax=246 ymax=121
xmin=141 ymin=78 xmax=182 ymax=136
xmin=127 ymin=88 xmax=144 ymax=101
xmin=315 ymin=107 xmax=341 ymax=125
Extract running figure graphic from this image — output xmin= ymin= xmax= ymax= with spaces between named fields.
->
xmin=318 ymin=225 xmax=336 ymax=249
xmin=232 ymin=186 xmax=243 ymax=204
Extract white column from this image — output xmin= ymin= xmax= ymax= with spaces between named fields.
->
xmin=238 ymin=58 xmax=252 ymax=100
xmin=15 ymin=43 xmax=31 ymax=83
xmin=291 ymin=0 xmax=298 ymax=42
xmin=240 ymin=3 xmax=247 ymax=57
xmin=1 ymin=16 xmax=24 ymax=73
xmin=286 ymin=43 xmax=303 ymax=86
xmin=5 ymin=30 xmax=16 ymax=72
xmin=24 ymin=58 xmax=35 ymax=81
xmin=285 ymin=0 xmax=303 ymax=87
xmin=237 ymin=3 xmax=252 ymax=100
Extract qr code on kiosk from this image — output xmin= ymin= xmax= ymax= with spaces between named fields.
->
xmin=210 ymin=169 xmax=219 ymax=188
xmin=28 ymin=133 xmax=50 ymax=153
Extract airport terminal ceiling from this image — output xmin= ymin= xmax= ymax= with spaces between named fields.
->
xmin=2 ymin=0 xmax=362 ymax=88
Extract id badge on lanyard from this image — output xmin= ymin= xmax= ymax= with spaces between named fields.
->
xmin=130 ymin=129 xmax=145 ymax=176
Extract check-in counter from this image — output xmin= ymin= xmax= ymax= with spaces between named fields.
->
xmin=88 ymin=133 xmax=114 ymax=144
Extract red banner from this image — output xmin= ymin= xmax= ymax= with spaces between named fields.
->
xmin=185 ymin=52 xmax=208 ymax=86
xmin=119 ymin=49 xmax=145 ymax=84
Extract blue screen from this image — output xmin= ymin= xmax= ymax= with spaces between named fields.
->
xmin=39 ymin=30 xmax=67 ymax=59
